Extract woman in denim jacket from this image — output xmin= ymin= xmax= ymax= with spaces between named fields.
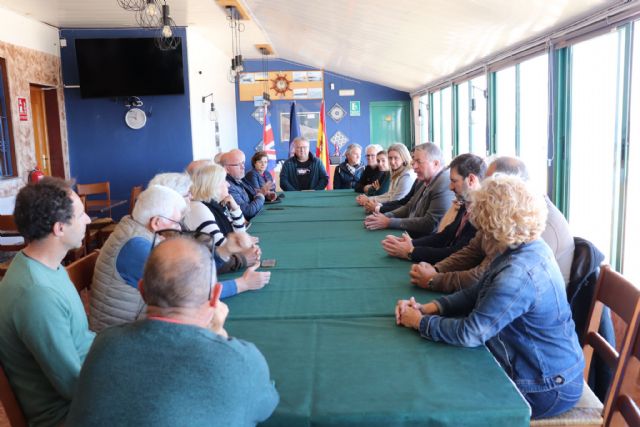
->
xmin=396 ymin=174 xmax=584 ymax=419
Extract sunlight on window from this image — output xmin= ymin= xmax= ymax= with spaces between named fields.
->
xmin=432 ymin=90 xmax=441 ymax=146
xmin=569 ymin=31 xmax=621 ymax=262
xmin=457 ymin=81 xmax=470 ymax=155
xmin=519 ymin=54 xmax=549 ymax=195
xmin=622 ymin=23 xmax=640 ymax=283
xmin=470 ymin=75 xmax=487 ymax=157
xmin=441 ymin=86 xmax=453 ymax=163
xmin=495 ymin=66 xmax=517 ymax=157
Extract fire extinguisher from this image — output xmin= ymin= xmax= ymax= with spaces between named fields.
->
xmin=28 ymin=166 xmax=45 ymax=184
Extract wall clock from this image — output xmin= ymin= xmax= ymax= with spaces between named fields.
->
xmin=125 ymin=108 xmax=147 ymax=130
xmin=271 ymin=73 xmax=292 ymax=97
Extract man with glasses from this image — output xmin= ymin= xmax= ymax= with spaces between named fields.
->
xmin=67 ymin=237 xmax=279 ymax=426
xmin=90 ymin=185 xmax=187 ymax=332
xmin=280 ymin=136 xmax=329 ymax=191
xmin=222 ymin=149 xmax=269 ymax=220
xmin=354 ymin=144 xmax=384 ymax=193
xmin=364 ymin=143 xmax=453 ymax=237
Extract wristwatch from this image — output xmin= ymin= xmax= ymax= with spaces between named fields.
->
xmin=426 ymin=278 xmax=434 ymax=290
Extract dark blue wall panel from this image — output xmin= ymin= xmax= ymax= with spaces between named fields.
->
xmin=60 ymin=28 xmax=192 ymax=217
xmin=235 ymin=59 xmax=409 ymax=166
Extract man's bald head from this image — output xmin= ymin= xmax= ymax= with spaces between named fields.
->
xmin=221 ymin=149 xmax=246 ymax=179
xmin=486 ymin=156 xmax=529 ymax=181
xmin=186 ymin=159 xmax=214 ymax=176
xmin=142 ymin=237 xmax=214 ymax=308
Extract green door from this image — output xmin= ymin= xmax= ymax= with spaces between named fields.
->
xmin=369 ymin=101 xmax=411 ymax=149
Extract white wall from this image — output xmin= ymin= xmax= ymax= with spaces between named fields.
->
xmin=0 ymin=6 xmax=60 ymax=56
xmin=186 ymin=26 xmax=238 ymax=161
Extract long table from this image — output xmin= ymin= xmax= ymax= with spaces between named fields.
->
xmin=220 ymin=190 xmax=531 ymax=426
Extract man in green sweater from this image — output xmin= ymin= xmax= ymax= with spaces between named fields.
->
xmin=67 ymin=236 xmax=279 ymax=426
xmin=0 ymin=178 xmax=95 ymax=427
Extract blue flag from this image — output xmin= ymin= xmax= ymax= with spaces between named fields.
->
xmin=288 ymin=102 xmax=301 ymax=157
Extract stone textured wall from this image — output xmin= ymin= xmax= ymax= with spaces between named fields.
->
xmin=0 ymin=40 xmax=68 ymax=197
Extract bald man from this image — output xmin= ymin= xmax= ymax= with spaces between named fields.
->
xmin=222 ymin=149 xmax=268 ymax=220
xmin=67 ymin=237 xmax=279 ymax=426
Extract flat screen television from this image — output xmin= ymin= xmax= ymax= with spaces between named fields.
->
xmin=75 ymin=38 xmax=185 ymax=98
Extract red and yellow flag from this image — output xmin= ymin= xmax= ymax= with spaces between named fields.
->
xmin=316 ymin=100 xmax=331 ymax=189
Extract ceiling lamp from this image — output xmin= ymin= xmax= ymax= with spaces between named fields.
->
xmin=155 ymin=4 xmax=180 ymax=50
xmin=226 ymin=6 xmax=245 ymax=83
xmin=135 ymin=0 xmax=162 ymax=28
xmin=116 ymin=0 xmax=146 ymax=12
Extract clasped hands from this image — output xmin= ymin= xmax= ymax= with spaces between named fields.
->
xmin=395 ymin=297 xmax=439 ymax=330
xmin=381 ymin=233 xmax=413 ymax=258
xmin=363 ymin=212 xmax=390 ymax=230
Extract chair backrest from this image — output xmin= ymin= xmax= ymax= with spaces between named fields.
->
xmin=0 ymin=364 xmax=27 ymax=427
xmin=65 ymin=250 xmax=99 ymax=294
xmin=583 ymin=265 xmax=640 ymax=422
xmin=0 ymin=215 xmax=26 ymax=252
xmin=77 ymin=182 xmax=111 ymax=215
xmin=129 ymin=185 xmax=143 ymax=215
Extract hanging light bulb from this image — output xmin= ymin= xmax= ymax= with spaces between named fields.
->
xmin=162 ymin=25 xmax=173 ymax=38
xmin=144 ymin=0 xmax=159 ymax=17
xmin=209 ymin=103 xmax=218 ymax=122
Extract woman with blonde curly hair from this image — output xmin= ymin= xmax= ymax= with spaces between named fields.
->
xmin=356 ymin=143 xmax=415 ymax=209
xmin=395 ymin=174 xmax=584 ymax=419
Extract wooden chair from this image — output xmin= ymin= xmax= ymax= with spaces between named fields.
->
xmin=66 ymin=250 xmax=99 ymax=294
xmin=605 ymin=308 xmax=640 ymax=427
xmin=531 ymin=265 xmax=640 ymax=426
xmin=77 ymin=181 xmax=113 ymax=217
xmin=0 ymin=215 xmax=26 ymax=278
xmin=0 ymin=364 xmax=27 ymax=427
xmin=98 ymin=185 xmax=143 ymax=243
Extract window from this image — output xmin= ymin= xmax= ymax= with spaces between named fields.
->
xmin=441 ymin=86 xmax=453 ymax=163
xmin=568 ymin=30 xmax=623 ymax=262
xmin=418 ymin=94 xmax=429 ymax=144
xmin=495 ymin=66 xmax=517 ymax=157
xmin=622 ymin=22 xmax=640 ymax=284
xmin=457 ymin=81 xmax=470 ymax=155
xmin=469 ymin=75 xmax=487 ymax=157
xmin=431 ymin=90 xmax=441 ymax=146
xmin=0 ymin=58 xmax=16 ymax=177
xmin=519 ymin=54 xmax=549 ymax=194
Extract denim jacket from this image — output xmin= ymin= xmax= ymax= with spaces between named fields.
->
xmin=420 ymin=239 xmax=584 ymax=393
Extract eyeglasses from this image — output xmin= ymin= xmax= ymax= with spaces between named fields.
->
xmin=365 ymin=154 xmax=377 ymax=158
xmin=151 ymin=229 xmax=216 ymax=300
xmin=156 ymin=215 xmax=186 ymax=231
xmin=226 ymin=162 xmax=245 ymax=168
xmin=295 ymin=146 xmax=309 ymax=150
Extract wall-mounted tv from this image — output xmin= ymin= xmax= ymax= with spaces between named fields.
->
xmin=75 ymin=38 xmax=185 ymax=98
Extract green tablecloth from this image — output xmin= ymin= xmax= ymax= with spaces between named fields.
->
xmin=223 ymin=191 xmax=531 ymax=426
xmin=226 ymin=317 xmax=530 ymax=427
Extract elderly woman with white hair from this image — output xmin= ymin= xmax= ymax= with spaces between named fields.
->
xmin=395 ymin=174 xmax=584 ymax=419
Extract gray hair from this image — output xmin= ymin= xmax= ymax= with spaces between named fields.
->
xmin=148 ymin=173 xmax=192 ymax=198
xmin=345 ymin=143 xmax=362 ymax=156
xmin=143 ymin=237 xmax=214 ymax=308
xmin=414 ymin=142 xmax=443 ymax=163
xmin=365 ymin=144 xmax=383 ymax=154
xmin=489 ymin=156 xmax=529 ymax=181
xmin=132 ymin=185 xmax=187 ymax=225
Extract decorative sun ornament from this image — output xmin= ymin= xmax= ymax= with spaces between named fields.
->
xmin=270 ymin=73 xmax=292 ymax=97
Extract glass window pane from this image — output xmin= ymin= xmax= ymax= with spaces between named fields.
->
xmin=441 ymin=86 xmax=453 ymax=163
xmin=519 ymin=54 xmax=549 ymax=195
xmin=470 ymin=75 xmax=487 ymax=157
xmin=419 ymin=94 xmax=429 ymax=144
xmin=568 ymin=31 xmax=621 ymax=262
xmin=495 ymin=66 xmax=516 ymax=156
xmin=432 ymin=90 xmax=441 ymax=145
xmin=623 ymin=22 xmax=640 ymax=283
xmin=457 ymin=82 xmax=470 ymax=155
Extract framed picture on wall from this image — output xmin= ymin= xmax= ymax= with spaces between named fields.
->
xmin=280 ymin=112 xmax=319 ymax=142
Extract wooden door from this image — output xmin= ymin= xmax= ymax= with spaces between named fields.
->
xmin=29 ymin=85 xmax=51 ymax=175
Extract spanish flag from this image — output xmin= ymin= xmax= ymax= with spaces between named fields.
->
xmin=316 ymin=100 xmax=331 ymax=189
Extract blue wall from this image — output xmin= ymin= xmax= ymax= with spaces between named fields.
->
xmin=235 ymin=59 xmax=409 ymax=165
xmin=60 ymin=28 xmax=193 ymax=217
